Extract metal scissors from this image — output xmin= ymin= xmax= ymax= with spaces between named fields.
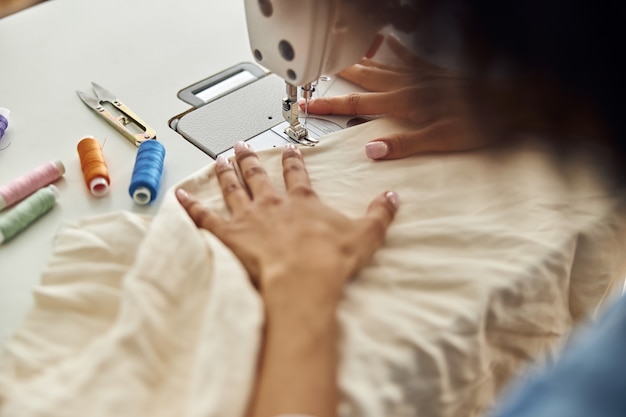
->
xmin=76 ymin=82 xmax=156 ymax=147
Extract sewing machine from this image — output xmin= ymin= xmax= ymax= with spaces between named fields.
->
xmin=243 ymin=0 xmax=384 ymax=145
xmin=170 ymin=0 xmax=386 ymax=158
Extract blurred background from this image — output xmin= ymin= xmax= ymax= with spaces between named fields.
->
xmin=0 ymin=0 xmax=47 ymax=19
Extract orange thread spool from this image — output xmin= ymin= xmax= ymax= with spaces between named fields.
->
xmin=77 ymin=136 xmax=110 ymax=197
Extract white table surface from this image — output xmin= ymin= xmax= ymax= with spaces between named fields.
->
xmin=0 ymin=0 xmax=254 ymax=342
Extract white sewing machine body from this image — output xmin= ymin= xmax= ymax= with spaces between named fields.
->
xmin=170 ymin=0 xmax=386 ymax=157
xmin=242 ymin=0 xmax=384 ymax=144
xmin=243 ymin=0 xmax=381 ymax=86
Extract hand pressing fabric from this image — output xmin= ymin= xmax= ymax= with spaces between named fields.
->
xmin=302 ymin=34 xmax=495 ymax=160
xmin=176 ymin=141 xmax=399 ymax=417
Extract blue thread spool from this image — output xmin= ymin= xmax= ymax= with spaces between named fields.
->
xmin=128 ymin=140 xmax=166 ymax=205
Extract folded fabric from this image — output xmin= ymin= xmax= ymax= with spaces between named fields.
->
xmin=1 ymin=118 xmax=625 ymax=417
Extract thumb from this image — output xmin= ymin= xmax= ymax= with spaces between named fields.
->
xmin=364 ymin=118 xmax=490 ymax=160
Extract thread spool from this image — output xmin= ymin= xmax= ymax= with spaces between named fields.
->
xmin=0 ymin=185 xmax=58 ymax=244
xmin=0 ymin=107 xmax=9 ymax=141
xmin=0 ymin=160 xmax=65 ymax=211
xmin=128 ymin=140 xmax=166 ymax=205
xmin=77 ymin=136 xmax=110 ymax=197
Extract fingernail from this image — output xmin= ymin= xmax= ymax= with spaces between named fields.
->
xmin=298 ymin=97 xmax=315 ymax=109
xmin=284 ymin=143 xmax=299 ymax=153
xmin=385 ymin=191 xmax=400 ymax=209
xmin=234 ymin=141 xmax=249 ymax=153
xmin=176 ymin=188 xmax=189 ymax=202
xmin=365 ymin=141 xmax=389 ymax=159
xmin=216 ymin=155 xmax=229 ymax=166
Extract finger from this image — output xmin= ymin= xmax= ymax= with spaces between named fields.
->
xmin=364 ymin=33 xmax=384 ymax=59
xmin=366 ymin=191 xmax=400 ymax=228
xmin=355 ymin=58 xmax=459 ymax=85
xmin=233 ymin=141 xmax=275 ymax=198
xmin=282 ymin=144 xmax=314 ymax=196
xmin=214 ymin=154 xmax=251 ymax=212
xmin=355 ymin=57 xmax=415 ymax=73
xmin=176 ymin=188 xmax=224 ymax=234
xmin=302 ymin=90 xmax=413 ymax=117
xmin=338 ymin=64 xmax=418 ymax=92
xmin=305 ymin=85 xmax=465 ymax=122
xmin=353 ymin=191 xmax=400 ymax=264
xmin=364 ymin=117 xmax=494 ymax=160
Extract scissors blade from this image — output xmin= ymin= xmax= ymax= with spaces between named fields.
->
xmin=91 ymin=82 xmax=117 ymax=103
xmin=76 ymin=90 xmax=101 ymax=109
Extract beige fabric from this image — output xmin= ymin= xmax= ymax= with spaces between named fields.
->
xmin=1 ymin=118 xmax=625 ymax=417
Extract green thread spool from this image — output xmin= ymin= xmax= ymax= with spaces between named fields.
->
xmin=0 ymin=185 xmax=58 ymax=244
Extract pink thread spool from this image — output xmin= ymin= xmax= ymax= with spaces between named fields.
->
xmin=0 ymin=160 xmax=65 ymax=211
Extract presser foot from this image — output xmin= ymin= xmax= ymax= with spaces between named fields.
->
xmin=284 ymin=123 xmax=318 ymax=146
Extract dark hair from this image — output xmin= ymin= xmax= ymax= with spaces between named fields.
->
xmin=403 ymin=0 xmax=626 ymax=185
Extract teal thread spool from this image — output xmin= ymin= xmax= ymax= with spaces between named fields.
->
xmin=0 ymin=185 xmax=58 ymax=244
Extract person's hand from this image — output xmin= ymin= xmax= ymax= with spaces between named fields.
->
xmin=302 ymin=34 xmax=496 ymax=160
xmin=177 ymin=143 xmax=399 ymax=417
xmin=176 ymin=141 xmax=399 ymax=308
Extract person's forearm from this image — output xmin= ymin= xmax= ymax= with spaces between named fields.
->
xmin=249 ymin=284 xmax=340 ymax=417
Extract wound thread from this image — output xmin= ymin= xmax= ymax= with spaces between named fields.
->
xmin=0 ymin=108 xmax=9 ymax=141
xmin=0 ymin=160 xmax=65 ymax=211
xmin=0 ymin=185 xmax=58 ymax=244
xmin=77 ymin=136 xmax=110 ymax=197
xmin=129 ymin=140 xmax=165 ymax=205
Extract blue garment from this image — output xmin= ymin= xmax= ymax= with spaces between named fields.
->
xmin=491 ymin=295 xmax=626 ymax=417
